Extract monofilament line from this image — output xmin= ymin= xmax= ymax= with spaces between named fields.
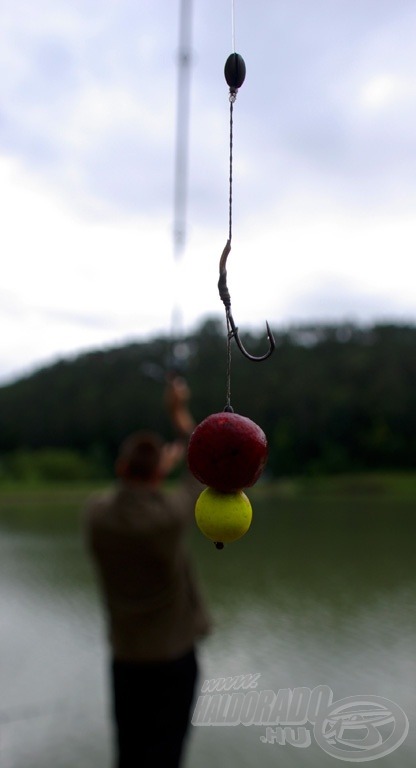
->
xmin=228 ymin=96 xmax=234 ymax=243
xmin=226 ymin=314 xmax=232 ymax=410
xmin=231 ymin=0 xmax=236 ymax=52
xmin=226 ymin=74 xmax=236 ymax=409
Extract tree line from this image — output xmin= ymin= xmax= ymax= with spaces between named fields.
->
xmin=1 ymin=318 xmax=416 ymax=482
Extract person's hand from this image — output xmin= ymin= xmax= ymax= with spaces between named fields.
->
xmin=164 ymin=376 xmax=190 ymax=411
xmin=164 ymin=376 xmax=195 ymax=438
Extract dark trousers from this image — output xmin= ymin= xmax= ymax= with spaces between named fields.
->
xmin=111 ymin=648 xmax=198 ymax=768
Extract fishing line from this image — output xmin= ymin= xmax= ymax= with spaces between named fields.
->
xmin=187 ymin=2 xmax=274 ymax=553
xmin=225 ymin=53 xmax=237 ymax=409
xmin=231 ymin=0 xmax=236 ymax=52
xmin=218 ymin=16 xmax=275 ymax=409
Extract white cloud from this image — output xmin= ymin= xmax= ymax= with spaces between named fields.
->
xmin=0 ymin=156 xmax=176 ymax=379
xmin=1 ymin=1 xmax=416 ymax=383
xmin=359 ymin=74 xmax=409 ymax=111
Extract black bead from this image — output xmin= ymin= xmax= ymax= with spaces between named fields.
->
xmin=224 ymin=53 xmax=246 ymax=91
xmin=214 ymin=541 xmax=225 ymax=550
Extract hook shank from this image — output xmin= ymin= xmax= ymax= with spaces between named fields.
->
xmin=218 ymin=240 xmax=275 ymax=362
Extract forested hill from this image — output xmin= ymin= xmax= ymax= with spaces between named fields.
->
xmin=1 ymin=319 xmax=416 ymax=477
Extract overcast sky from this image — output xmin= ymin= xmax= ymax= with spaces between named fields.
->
xmin=2 ymin=0 xmax=416 ymax=383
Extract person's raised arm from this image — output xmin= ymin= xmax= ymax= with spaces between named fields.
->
xmin=163 ymin=376 xmax=203 ymax=509
xmin=164 ymin=376 xmax=195 ymax=440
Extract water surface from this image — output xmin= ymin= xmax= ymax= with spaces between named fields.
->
xmin=1 ymin=491 xmax=415 ymax=767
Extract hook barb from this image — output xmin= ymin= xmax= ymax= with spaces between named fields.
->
xmin=218 ymin=240 xmax=275 ymax=362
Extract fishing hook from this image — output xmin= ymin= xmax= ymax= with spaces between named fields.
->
xmin=218 ymin=240 xmax=275 ymax=362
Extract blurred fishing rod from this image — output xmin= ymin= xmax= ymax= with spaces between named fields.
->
xmin=169 ymin=0 xmax=193 ymax=376
xmin=141 ymin=0 xmax=193 ymax=383
xmin=173 ymin=0 xmax=192 ymax=267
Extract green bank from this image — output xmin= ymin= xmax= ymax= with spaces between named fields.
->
xmin=1 ymin=471 xmax=416 ymax=533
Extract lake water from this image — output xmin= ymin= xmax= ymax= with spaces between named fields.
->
xmin=0 ymin=490 xmax=415 ymax=767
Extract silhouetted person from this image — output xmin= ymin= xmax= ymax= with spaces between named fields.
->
xmin=84 ymin=377 xmax=211 ymax=768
